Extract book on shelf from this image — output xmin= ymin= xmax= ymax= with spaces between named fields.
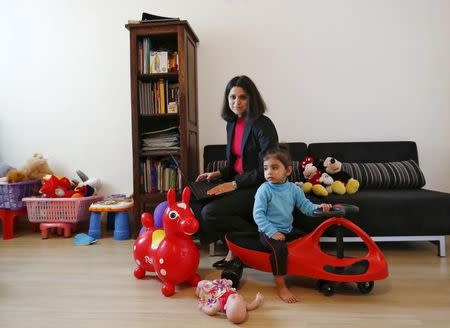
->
xmin=142 ymin=126 xmax=180 ymax=153
xmin=150 ymin=51 xmax=168 ymax=73
xmin=138 ymin=37 xmax=178 ymax=75
xmin=141 ymin=13 xmax=180 ymax=22
xmin=168 ymin=51 xmax=178 ymax=72
xmin=167 ymin=102 xmax=177 ymax=114
xmin=128 ymin=13 xmax=180 ymax=25
xmin=138 ymin=43 xmax=143 ymax=74
xmin=142 ymin=126 xmax=178 ymax=135
xmin=159 ymin=79 xmax=166 ymax=113
xmin=138 ymin=81 xmax=155 ymax=114
xmin=139 ymin=79 xmax=178 ymax=115
xmin=140 ymin=156 xmax=182 ymax=192
xmin=138 ymin=37 xmax=153 ymax=74
xmin=167 ymin=82 xmax=179 ymax=113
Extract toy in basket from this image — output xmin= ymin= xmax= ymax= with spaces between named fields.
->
xmin=22 ymin=195 xmax=102 ymax=239
xmin=0 ymin=180 xmax=42 ymax=240
xmin=0 ymin=180 xmax=42 ymax=210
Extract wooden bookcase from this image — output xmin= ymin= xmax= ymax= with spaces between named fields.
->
xmin=126 ymin=20 xmax=199 ymax=237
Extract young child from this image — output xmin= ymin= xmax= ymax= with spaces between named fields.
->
xmin=253 ymin=147 xmax=332 ymax=303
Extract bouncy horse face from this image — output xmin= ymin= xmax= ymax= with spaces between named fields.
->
xmin=163 ymin=187 xmax=199 ymax=237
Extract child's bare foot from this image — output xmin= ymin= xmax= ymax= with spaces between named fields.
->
xmin=274 ymin=276 xmax=298 ymax=303
xmin=277 ymin=286 xmax=298 ymax=303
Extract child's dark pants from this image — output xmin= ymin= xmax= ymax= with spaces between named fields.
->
xmin=259 ymin=228 xmax=304 ymax=275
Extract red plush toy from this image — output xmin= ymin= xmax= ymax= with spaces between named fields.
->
xmin=301 ymin=156 xmax=322 ymax=185
xmin=298 ymin=156 xmax=329 ymax=197
xmin=39 ymin=175 xmax=75 ymax=198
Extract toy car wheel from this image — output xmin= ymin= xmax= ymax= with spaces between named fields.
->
xmin=357 ymin=281 xmax=374 ymax=294
xmin=318 ymin=280 xmax=335 ymax=296
xmin=317 ymin=279 xmax=326 ymax=289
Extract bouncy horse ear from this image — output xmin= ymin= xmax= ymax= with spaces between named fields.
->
xmin=167 ymin=188 xmax=176 ymax=206
xmin=182 ymin=187 xmax=191 ymax=205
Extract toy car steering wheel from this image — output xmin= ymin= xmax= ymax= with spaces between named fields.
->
xmin=311 ymin=203 xmax=359 ymax=218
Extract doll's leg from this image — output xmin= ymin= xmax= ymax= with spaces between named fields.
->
xmin=196 ymin=280 xmax=208 ymax=296
xmin=201 ymin=302 xmax=221 ymax=316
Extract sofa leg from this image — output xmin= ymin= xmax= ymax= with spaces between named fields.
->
xmin=209 ymin=242 xmax=216 ymax=256
xmin=437 ymin=236 xmax=446 ymax=257
xmin=430 ymin=236 xmax=446 ymax=257
xmin=209 ymin=241 xmax=229 ymax=256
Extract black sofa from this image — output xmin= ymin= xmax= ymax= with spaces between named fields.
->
xmin=203 ymin=141 xmax=450 ymax=256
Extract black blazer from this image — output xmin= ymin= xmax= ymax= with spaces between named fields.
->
xmin=219 ymin=115 xmax=278 ymax=188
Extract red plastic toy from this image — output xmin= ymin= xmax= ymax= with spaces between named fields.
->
xmin=133 ymin=187 xmax=200 ymax=297
xmin=226 ymin=204 xmax=388 ymax=295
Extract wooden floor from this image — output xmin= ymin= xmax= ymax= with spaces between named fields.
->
xmin=1 ymin=225 xmax=449 ymax=328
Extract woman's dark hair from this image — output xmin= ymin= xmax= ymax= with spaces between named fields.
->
xmin=264 ymin=145 xmax=292 ymax=169
xmin=221 ymin=75 xmax=267 ymax=122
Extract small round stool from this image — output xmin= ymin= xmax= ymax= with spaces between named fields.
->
xmin=88 ymin=199 xmax=133 ymax=240
xmin=40 ymin=222 xmax=75 ymax=239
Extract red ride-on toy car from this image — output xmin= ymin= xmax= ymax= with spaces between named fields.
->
xmin=224 ymin=204 xmax=388 ymax=296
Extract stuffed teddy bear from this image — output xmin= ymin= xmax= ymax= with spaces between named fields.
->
xmin=6 ymin=153 xmax=54 ymax=183
xmin=196 ymin=278 xmax=263 ymax=324
xmin=0 ymin=162 xmax=13 ymax=178
xmin=322 ymin=157 xmax=359 ymax=195
xmin=297 ymin=156 xmax=329 ymax=197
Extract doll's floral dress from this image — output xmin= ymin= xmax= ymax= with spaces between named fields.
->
xmin=196 ymin=278 xmax=237 ymax=310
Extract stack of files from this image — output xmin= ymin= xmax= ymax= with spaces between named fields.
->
xmin=142 ymin=126 xmax=180 ymax=152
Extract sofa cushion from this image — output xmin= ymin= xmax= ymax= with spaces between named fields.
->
xmin=294 ymin=189 xmax=450 ymax=237
xmin=289 ymin=161 xmax=302 ymax=182
xmin=204 ymin=145 xmax=227 ymax=171
xmin=342 ymin=160 xmax=426 ymax=189
xmin=308 ymin=141 xmax=419 ymax=163
xmin=206 ymin=159 xmax=302 ymax=183
xmin=206 ymin=160 xmax=228 ymax=172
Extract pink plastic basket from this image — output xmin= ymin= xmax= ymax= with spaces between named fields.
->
xmin=23 ymin=196 xmax=102 ymax=223
xmin=0 ymin=180 xmax=42 ymax=210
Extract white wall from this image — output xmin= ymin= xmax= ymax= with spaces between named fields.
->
xmin=1 ymin=0 xmax=449 ymax=194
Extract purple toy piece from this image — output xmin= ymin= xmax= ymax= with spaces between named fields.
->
xmin=153 ymin=201 xmax=167 ymax=228
xmin=138 ymin=201 xmax=168 ymax=235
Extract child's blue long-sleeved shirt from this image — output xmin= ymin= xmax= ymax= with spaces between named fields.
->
xmin=253 ymin=181 xmax=319 ymax=238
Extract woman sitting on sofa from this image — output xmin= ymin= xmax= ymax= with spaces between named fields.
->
xmin=193 ymin=75 xmax=279 ymax=268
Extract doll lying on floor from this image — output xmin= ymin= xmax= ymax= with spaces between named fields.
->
xmin=196 ymin=278 xmax=263 ymax=324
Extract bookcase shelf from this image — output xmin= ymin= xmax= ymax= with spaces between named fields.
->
xmin=139 ymin=113 xmax=180 ymax=118
xmin=138 ymin=72 xmax=179 ymax=82
xmin=126 ymin=20 xmax=199 ymax=237
xmin=140 ymin=149 xmax=180 ymax=157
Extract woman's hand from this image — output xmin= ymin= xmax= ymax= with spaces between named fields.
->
xmin=206 ymin=181 xmax=235 ymax=196
xmin=320 ymin=203 xmax=333 ymax=212
xmin=271 ymin=232 xmax=285 ymax=241
xmin=196 ymin=171 xmax=221 ymax=182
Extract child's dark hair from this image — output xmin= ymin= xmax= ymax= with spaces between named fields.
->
xmin=264 ymin=145 xmax=292 ymax=168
